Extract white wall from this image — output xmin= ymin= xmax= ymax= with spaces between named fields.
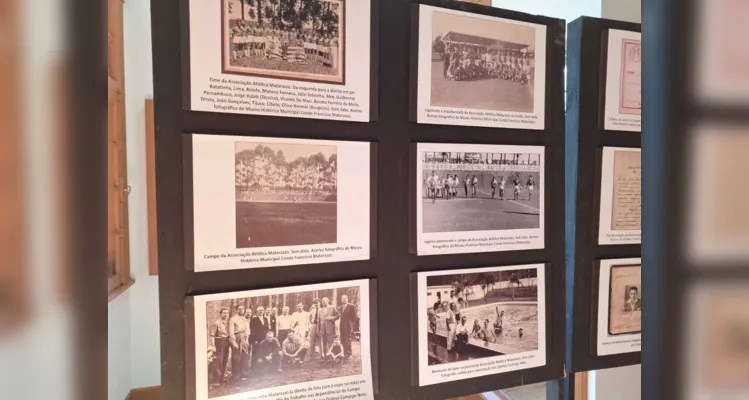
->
xmin=122 ymin=0 xmax=160 ymax=388
xmin=108 ymin=0 xmax=160 ymax=398
xmin=601 ymin=0 xmax=640 ymax=23
xmin=591 ymin=365 xmax=642 ymax=400
xmin=491 ymin=0 xmax=601 ymax=22
xmin=109 ymin=293 xmax=133 ymax=400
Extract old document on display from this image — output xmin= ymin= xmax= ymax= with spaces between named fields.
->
xmin=598 ymin=147 xmax=641 ymax=245
xmin=602 ymin=29 xmax=641 ymax=131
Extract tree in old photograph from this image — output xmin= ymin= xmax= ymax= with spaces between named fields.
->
xmin=230 ymin=0 xmax=340 ymax=36
xmin=235 ymin=144 xmax=337 ymax=196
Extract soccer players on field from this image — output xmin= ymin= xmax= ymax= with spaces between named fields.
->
xmin=443 ymin=174 xmax=451 ymax=200
xmin=464 ymin=174 xmax=470 ymax=198
xmin=526 ymin=175 xmax=535 ymax=201
xmin=471 ymin=175 xmax=478 ymax=198
xmin=512 ymin=174 xmax=521 ymax=200
xmin=427 ymin=171 xmax=439 ymax=203
xmin=491 ymin=176 xmax=498 ymax=199
xmin=499 ymin=176 xmax=505 ymax=200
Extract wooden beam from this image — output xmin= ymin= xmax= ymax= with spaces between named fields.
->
xmin=574 ymin=372 xmax=589 ymax=400
xmin=145 ymin=99 xmax=158 ymax=275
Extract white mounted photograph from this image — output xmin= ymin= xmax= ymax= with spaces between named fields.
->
xmin=221 ymin=0 xmax=345 ymax=84
xmin=189 ymin=0 xmax=372 ymax=121
xmin=416 ymin=264 xmax=546 ymax=386
xmin=596 ymin=258 xmax=642 ymax=356
xmin=190 ymin=134 xmax=371 ymax=272
xmin=234 ymin=141 xmax=338 ymax=249
xmin=413 ymin=5 xmax=547 ymax=129
xmin=598 ymin=147 xmax=641 ymax=245
xmin=191 ymin=279 xmax=374 ymax=400
xmin=602 ymin=29 xmax=641 ymax=131
xmin=415 ymin=143 xmax=544 ymax=256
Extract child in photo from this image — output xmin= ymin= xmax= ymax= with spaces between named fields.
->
xmin=326 ymin=336 xmax=345 ymax=364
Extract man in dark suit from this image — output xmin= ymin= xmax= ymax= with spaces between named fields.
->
xmin=338 ymin=295 xmax=357 ymax=359
xmin=317 ymin=297 xmax=339 ymax=360
xmin=443 ymin=45 xmax=451 ymax=78
xmin=249 ymin=306 xmax=270 ymax=369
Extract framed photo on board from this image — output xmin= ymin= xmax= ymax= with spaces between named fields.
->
xmin=686 ymin=122 xmax=749 ymax=263
xmin=187 ymin=134 xmax=374 ymax=272
xmin=187 ymin=0 xmax=375 ymax=122
xmin=694 ymin=0 xmax=749 ymax=105
xmin=601 ymin=29 xmax=642 ymax=131
xmin=684 ymin=283 xmax=749 ymax=400
xmin=411 ymin=142 xmax=545 ymax=256
xmin=597 ymin=147 xmax=641 ymax=245
xmin=187 ymin=279 xmax=375 ymax=400
xmin=410 ymin=4 xmax=547 ymax=129
xmin=595 ymin=258 xmax=642 ymax=356
xmin=414 ymin=264 xmax=546 ymax=386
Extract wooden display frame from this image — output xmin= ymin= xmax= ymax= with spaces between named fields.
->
xmin=565 ymin=16 xmax=641 ymax=374
xmin=152 ymin=0 xmax=565 ymax=398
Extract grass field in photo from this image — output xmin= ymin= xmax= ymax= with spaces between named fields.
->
xmin=235 ymin=201 xmax=337 ymax=248
xmin=422 ymin=170 xmax=540 ymax=233
xmin=230 ymin=56 xmax=338 ymax=77
xmin=430 ymin=62 xmax=534 ymax=113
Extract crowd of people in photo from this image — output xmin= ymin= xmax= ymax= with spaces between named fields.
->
xmin=207 ymin=296 xmax=359 ymax=389
xmin=442 ymin=44 xmax=534 ymax=84
xmin=424 ymin=170 xmax=536 ymax=202
xmin=229 ymin=21 xmax=339 ymax=69
xmin=427 ymin=291 xmax=519 ymax=353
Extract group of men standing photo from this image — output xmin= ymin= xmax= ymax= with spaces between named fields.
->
xmin=206 ymin=291 xmax=362 ymax=397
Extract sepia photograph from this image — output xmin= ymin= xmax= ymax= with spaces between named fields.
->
xmin=610 ymin=149 xmax=641 ymax=231
xmin=602 ymin=29 xmax=642 ymax=131
xmin=235 ymin=141 xmax=337 ymax=249
xmin=421 ymin=151 xmax=541 ymax=233
xmin=194 ymin=280 xmax=373 ymax=399
xmin=598 ymin=147 xmax=641 ymax=245
xmin=429 ymin=11 xmax=536 ymax=113
xmin=417 ymin=264 xmax=546 ymax=385
xmin=221 ymin=0 xmax=345 ymax=84
xmin=596 ymin=258 xmax=641 ymax=356
xmin=618 ymin=38 xmax=642 ymax=115
xmin=607 ymin=264 xmax=642 ymax=335
xmin=191 ymin=134 xmax=370 ymax=272
xmin=424 ymin=269 xmax=540 ymax=366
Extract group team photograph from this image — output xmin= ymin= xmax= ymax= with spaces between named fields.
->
xmin=430 ymin=11 xmax=537 ymax=113
xmin=205 ymin=286 xmax=363 ymax=398
xmin=222 ymin=0 xmax=345 ymax=83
